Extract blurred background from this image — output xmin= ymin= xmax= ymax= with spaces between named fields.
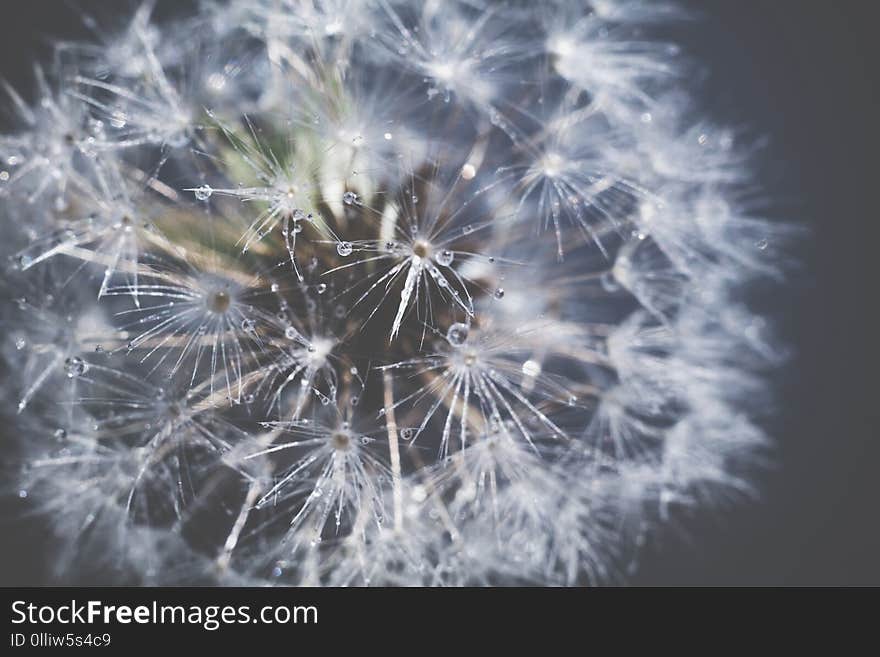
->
xmin=0 ymin=0 xmax=876 ymax=586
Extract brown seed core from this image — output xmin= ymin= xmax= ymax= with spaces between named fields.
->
xmin=331 ymin=432 xmax=351 ymax=450
xmin=412 ymin=240 xmax=431 ymax=258
xmin=207 ymin=290 xmax=231 ymax=313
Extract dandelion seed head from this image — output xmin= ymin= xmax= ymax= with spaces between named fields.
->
xmin=1 ymin=0 xmax=794 ymax=586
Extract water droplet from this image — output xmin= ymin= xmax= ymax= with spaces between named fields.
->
xmin=14 ymin=337 xmax=26 ymax=350
xmin=64 ymin=356 xmax=88 ymax=378
xmin=0 ymin=171 xmax=9 ymax=182
xmin=446 ymin=323 xmax=469 ymax=346
xmin=337 ymin=241 xmax=353 ymax=256
xmin=18 ymin=489 xmax=27 ymax=499
xmin=400 ymin=428 xmax=415 ymax=440
xmin=342 ymin=191 xmax=359 ymax=206
xmin=241 ymin=318 xmax=256 ymax=333
xmin=461 ymin=163 xmax=476 ymax=180
xmin=54 ymin=428 xmax=67 ymax=441
xmin=436 ymin=250 xmax=454 ymax=266
xmin=521 ymin=359 xmax=541 ymax=378
xmin=493 ymin=287 xmax=505 ymax=300
xmin=271 ymin=566 xmax=283 ymax=578
xmin=756 ymin=238 xmax=768 ymax=250
xmin=351 ymin=395 xmax=360 ymax=406
xmin=193 ymin=185 xmax=213 ymax=201
xmin=567 ymin=395 xmax=577 ymax=406
xmin=316 ymin=283 xmax=327 ymax=294
xmin=270 ymin=283 xmax=280 ymax=292
xmin=384 ymin=132 xmax=393 ymax=140
xmin=109 ymin=110 xmax=127 ymax=129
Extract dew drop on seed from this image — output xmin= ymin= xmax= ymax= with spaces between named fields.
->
xmin=446 ymin=323 xmax=469 ymax=346
xmin=400 ymin=428 xmax=414 ymax=440
xmin=64 ymin=356 xmax=88 ymax=378
xmin=241 ymin=318 xmax=256 ymax=333
xmin=756 ymin=238 xmax=768 ymax=250
xmin=337 ymin=241 xmax=353 ymax=256
xmin=270 ymin=283 xmax=279 ymax=292
xmin=194 ymin=185 xmax=213 ymax=201
xmin=316 ymin=283 xmax=327 ymax=294
xmin=493 ymin=287 xmax=505 ymax=300
xmin=461 ymin=163 xmax=476 ymax=180
xmin=384 ymin=132 xmax=392 ymax=140
xmin=342 ymin=191 xmax=358 ymax=205
xmin=567 ymin=395 xmax=577 ymax=406
xmin=18 ymin=489 xmax=27 ymax=499
xmin=436 ymin=250 xmax=454 ymax=266
xmin=14 ymin=337 xmax=26 ymax=350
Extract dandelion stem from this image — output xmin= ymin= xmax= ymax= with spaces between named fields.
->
xmin=217 ymin=479 xmax=263 ymax=572
xmin=383 ymin=370 xmax=404 ymax=533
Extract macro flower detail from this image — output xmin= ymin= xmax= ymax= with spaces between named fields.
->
xmin=1 ymin=0 xmax=789 ymax=586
